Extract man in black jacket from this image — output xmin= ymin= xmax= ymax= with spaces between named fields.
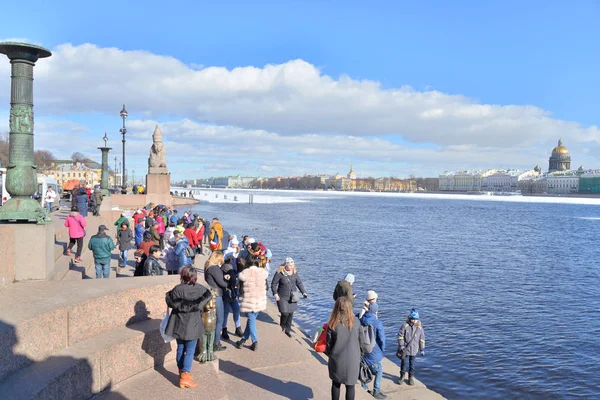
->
xmin=143 ymin=245 xmax=164 ymax=276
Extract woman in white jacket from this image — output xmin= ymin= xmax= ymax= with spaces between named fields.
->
xmin=235 ymin=258 xmax=268 ymax=351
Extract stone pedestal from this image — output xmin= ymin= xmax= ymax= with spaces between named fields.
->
xmin=0 ymin=222 xmax=55 ymax=284
xmin=146 ymin=174 xmax=172 ymax=207
xmin=100 ymin=196 xmax=113 ymax=212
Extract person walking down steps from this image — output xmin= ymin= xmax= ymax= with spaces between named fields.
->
xmin=88 ymin=225 xmax=116 ymax=279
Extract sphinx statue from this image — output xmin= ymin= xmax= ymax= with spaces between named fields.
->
xmin=148 ymin=125 xmax=168 ymax=173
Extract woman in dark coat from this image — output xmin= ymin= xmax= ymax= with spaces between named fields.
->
xmin=270 ymin=257 xmax=307 ymax=337
xmin=117 ymin=222 xmax=133 ymax=268
xmin=75 ymin=188 xmax=89 ymax=217
xmin=326 ymin=297 xmax=363 ymax=400
xmin=204 ymin=252 xmax=229 ymax=350
xmin=165 ymin=266 xmax=212 ymax=389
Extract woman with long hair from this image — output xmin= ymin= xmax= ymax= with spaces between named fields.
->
xmin=326 ymin=297 xmax=362 ymax=400
xmin=204 ymin=251 xmax=228 ymax=351
xmin=165 ymin=266 xmax=212 ymax=389
xmin=64 ymin=206 xmax=86 ymax=263
xmin=270 ymin=257 xmax=307 ymax=337
xmin=235 ymin=259 xmax=268 ymax=351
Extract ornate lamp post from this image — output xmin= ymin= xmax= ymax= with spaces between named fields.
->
xmin=114 ymin=156 xmax=117 ymax=188
xmin=98 ymin=133 xmax=111 ymax=196
xmin=119 ymin=104 xmax=128 ymax=193
xmin=0 ymin=42 xmax=52 ymax=223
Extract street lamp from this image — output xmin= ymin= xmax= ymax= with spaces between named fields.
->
xmin=114 ymin=156 xmax=117 ymax=187
xmin=132 ymin=170 xmax=135 ymax=186
xmin=119 ymin=104 xmax=128 ymax=193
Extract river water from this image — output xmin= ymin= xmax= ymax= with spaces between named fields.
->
xmin=182 ymin=190 xmax=600 ymax=399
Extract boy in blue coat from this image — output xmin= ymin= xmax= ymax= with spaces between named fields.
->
xmin=359 ymin=302 xmax=387 ymax=399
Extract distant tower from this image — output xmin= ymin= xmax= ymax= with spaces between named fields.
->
xmin=347 ymin=162 xmax=356 ymax=180
xmin=534 ymin=164 xmax=542 ymax=174
xmin=548 ymin=138 xmax=571 ymax=173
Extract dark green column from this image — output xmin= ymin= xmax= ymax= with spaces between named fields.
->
xmin=0 ymin=42 xmax=51 ymax=224
xmin=98 ymin=146 xmax=112 ymax=196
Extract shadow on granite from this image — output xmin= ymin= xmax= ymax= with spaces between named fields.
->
xmin=125 ymin=302 xmax=177 ymax=387
xmin=219 ymin=359 xmax=314 ymax=400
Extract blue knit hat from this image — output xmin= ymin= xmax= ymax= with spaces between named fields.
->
xmin=410 ymin=309 xmax=420 ymax=320
xmin=368 ymin=302 xmax=379 ymax=314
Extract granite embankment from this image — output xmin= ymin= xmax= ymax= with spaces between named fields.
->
xmin=0 ymin=206 xmax=445 ymax=399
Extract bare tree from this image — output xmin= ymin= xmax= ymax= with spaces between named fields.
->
xmin=34 ymin=149 xmax=56 ymax=167
xmin=71 ymin=152 xmax=86 ymax=163
xmin=0 ymin=131 xmax=8 ymax=168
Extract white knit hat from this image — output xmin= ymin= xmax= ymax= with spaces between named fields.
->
xmin=366 ymin=290 xmax=378 ymax=301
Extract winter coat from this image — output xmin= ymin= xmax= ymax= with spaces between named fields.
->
xmin=221 ymin=263 xmax=239 ymax=302
xmin=143 ymin=255 xmax=163 ymax=276
xmin=145 ymin=217 xmax=156 ymax=230
xmin=165 ymin=283 xmax=212 ymax=341
xmin=87 ymin=232 xmax=115 ymax=261
xmin=156 ymin=217 xmax=165 ymax=235
xmin=397 ymin=321 xmax=425 ymax=357
xmin=333 ymin=280 xmax=354 ymax=304
xmin=150 ymin=225 xmax=161 ymax=242
xmin=164 ymin=226 xmax=176 ymax=242
xmin=175 ymin=224 xmax=185 ymax=234
xmin=174 ymin=237 xmax=192 ymax=268
xmin=135 ymin=224 xmax=145 ymax=247
xmin=138 ymin=240 xmax=157 ymax=257
xmin=184 ymin=228 xmax=198 ymax=248
xmin=169 ymin=213 xmax=179 ymax=226
xmin=194 ymin=226 xmax=204 ymax=244
xmin=114 ymin=216 xmax=130 ymax=228
xmin=204 ymin=264 xmax=228 ymax=297
xmin=94 ymin=191 xmax=103 ymax=205
xmin=327 ymin=321 xmax=362 ymax=386
xmin=359 ymin=311 xmax=385 ymax=366
xmin=238 ymin=265 xmax=268 ymax=313
xmin=209 ymin=221 xmax=224 ymax=250
xmin=133 ymin=213 xmax=144 ymax=226
xmin=64 ymin=213 xmax=86 ymax=239
xmin=162 ymin=246 xmax=179 ymax=272
xmin=271 ymin=271 xmax=306 ymax=314
xmin=202 ymin=220 xmax=210 ymax=237
xmin=76 ymin=193 xmax=89 ymax=217
xmin=117 ymin=228 xmax=133 ymax=251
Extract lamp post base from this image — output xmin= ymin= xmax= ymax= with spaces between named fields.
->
xmin=0 ymin=197 xmax=50 ymax=224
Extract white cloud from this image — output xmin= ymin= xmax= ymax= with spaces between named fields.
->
xmin=0 ymin=42 xmax=598 ymax=178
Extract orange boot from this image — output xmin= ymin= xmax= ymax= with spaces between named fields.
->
xmin=179 ymin=372 xmax=198 ymax=389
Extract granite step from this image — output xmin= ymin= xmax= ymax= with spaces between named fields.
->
xmin=93 ymin=359 xmax=226 ymax=400
xmin=0 ymin=318 xmax=180 ymax=400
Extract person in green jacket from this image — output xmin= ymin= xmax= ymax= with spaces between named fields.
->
xmin=88 ymin=225 xmax=116 ymax=279
xmin=114 ymin=213 xmax=130 ymax=228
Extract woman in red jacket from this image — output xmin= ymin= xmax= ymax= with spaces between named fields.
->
xmin=183 ymin=223 xmax=198 ymax=260
xmin=194 ymin=223 xmax=205 ymax=255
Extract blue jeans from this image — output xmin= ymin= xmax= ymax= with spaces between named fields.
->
xmin=46 ymin=202 xmax=53 ymax=213
xmin=176 ymin=339 xmax=197 ymax=373
xmin=223 ymin=299 xmax=241 ymax=329
xmin=120 ymin=250 xmax=128 ymax=266
xmin=361 ymin=361 xmax=383 ymax=394
xmin=95 ymin=259 xmax=110 ymax=279
xmin=215 ymin=296 xmax=224 ymax=344
xmin=242 ymin=311 xmax=259 ymax=343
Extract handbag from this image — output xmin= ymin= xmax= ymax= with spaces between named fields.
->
xmin=159 ymin=307 xmax=175 ymax=343
xmin=358 ymin=357 xmax=373 ymax=384
xmin=286 ymin=275 xmax=300 ymax=303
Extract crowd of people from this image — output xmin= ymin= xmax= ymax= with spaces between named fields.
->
xmin=63 ymin=197 xmax=426 ymax=399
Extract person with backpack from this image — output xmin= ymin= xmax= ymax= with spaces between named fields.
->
xmin=64 ymin=206 xmax=86 ymax=263
xmin=396 ymin=309 xmax=425 ymax=386
xmin=326 ymin=297 xmax=363 ymax=400
xmin=184 ymin=223 xmax=199 ymax=260
xmin=359 ymin=303 xmax=387 ymax=399
xmin=87 ymin=225 xmax=116 ymax=279
xmin=209 ymin=217 xmax=224 ymax=252
xmin=270 ymin=257 xmax=307 ymax=337
xmin=204 ymin=252 xmax=228 ymax=350
xmin=173 ymin=230 xmax=192 ymax=270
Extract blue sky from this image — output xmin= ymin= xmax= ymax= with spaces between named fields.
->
xmin=1 ymin=1 xmax=599 ymax=180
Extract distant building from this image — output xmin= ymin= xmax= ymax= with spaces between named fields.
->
xmin=481 ymin=169 xmax=540 ymax=193
xmin=45 ymin=158 xmax=111 ymax=188
xmin=579 ymin=170 xmax=600 ymax=193
xmin=438 ymin=170 xmax=496 ymax=192
xmin=546 ymin=172 xmax=580 ymax=194
xmin=548 ymin=138 xmax=571 ymax=173
xmin=347 ymin=162 xmax=356 ymax=180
